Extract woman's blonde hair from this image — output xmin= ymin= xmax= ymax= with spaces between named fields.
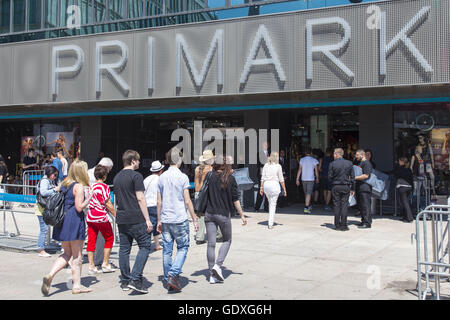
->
xmin=268 ymin=152 xmax=279 ymax=164
xmin=63 ymin=159 xmax=90 ymax=188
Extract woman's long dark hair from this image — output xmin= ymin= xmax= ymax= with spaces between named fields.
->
xmin=212 ymin=156 xmax=233 ymax=190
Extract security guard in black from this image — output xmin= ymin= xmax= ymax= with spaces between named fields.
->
xmin=355 ymin=150 xmax=374 ymax=227
xmin=328 ymin=148 xmax=355 ymax=230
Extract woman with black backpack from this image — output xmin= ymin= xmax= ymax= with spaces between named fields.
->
xmin=41 ymin=160 xmax=93 ymax=296
xmin=35 ymin=165 xmax=61 ymax=257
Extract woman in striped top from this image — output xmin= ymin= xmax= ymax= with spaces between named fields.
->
xmin=86 ymin=165 xmax=117 ymax=274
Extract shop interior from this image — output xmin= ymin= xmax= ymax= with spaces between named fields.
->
xmin=0 ymin=102 xmax=447 ymax=212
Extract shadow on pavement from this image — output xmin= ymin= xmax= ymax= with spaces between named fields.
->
xmin=49 ymin=276 xmax=99 ymax=297
xmin=191 ymin=267 xmax=243 ymax=281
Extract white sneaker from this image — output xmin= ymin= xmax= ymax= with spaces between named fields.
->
xmin=38 ymin=252 xmax=51 ymax=258
xmin=210 ymin=275 xmax=222 ymax=284
xmin=212 ymin=264 xmax=224 ymax=281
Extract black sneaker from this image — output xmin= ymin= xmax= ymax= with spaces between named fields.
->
xmin=167 ymin=276 xmax=182 ymax=291
xmin=127 ymin=280 xmax=148 ymax=294
xmin=120 ymin=282 xmax=130 ymax=291
xmin=340 ymin=226 xmax=350 ymax=231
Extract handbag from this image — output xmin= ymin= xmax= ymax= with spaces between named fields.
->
xmin=194 ymin=171 xmax=212 ymax=215
xmin=36 ymin=179 xmax=49 ymax=208
xmin=42 ymin=185 xmax=70 ymax=227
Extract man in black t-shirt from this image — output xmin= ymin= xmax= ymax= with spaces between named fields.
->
xmin=113 ymin=150 xmax=152 ymax=294
xmin=355 ymin=149 xmax=374 ymax=228
xmin=23 ymin=149 xmax=38 ymax=170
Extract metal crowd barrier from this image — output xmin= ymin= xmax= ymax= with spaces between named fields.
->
xmin=414 ymin=204 xmax=450 ymax=300
xmin=0 ymin=182 xmax=120 ymax=249
xmin=22 ymin=170 xmax=44 ymax=197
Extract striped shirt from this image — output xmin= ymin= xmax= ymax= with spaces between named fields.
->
xmin=87 ymin=182 xmax=111 ymax=223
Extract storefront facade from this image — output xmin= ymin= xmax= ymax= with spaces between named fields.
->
xmin=0 ymin=0 xmax=448 ymax=207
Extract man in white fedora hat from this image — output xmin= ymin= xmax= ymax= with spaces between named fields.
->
xmin=144 ymin=161 xmax=165 ymax=251
xmin=194 ymin=150 xmax=222 ymax=245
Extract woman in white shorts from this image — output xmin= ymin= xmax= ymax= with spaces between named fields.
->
xmin=260 ymin=152 xmax=287 ymax=229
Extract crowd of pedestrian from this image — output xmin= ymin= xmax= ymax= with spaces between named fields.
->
xmin=38 ymin=147 xmax=248 ymax=296
xmin=33 ymin=141 xmax=418 ymax=296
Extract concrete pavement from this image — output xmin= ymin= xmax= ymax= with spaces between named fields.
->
xmin=0 ymin=204 xmax=447 ymax=300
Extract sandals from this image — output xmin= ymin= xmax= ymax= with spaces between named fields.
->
xmin=41 ymin=275 xmax=52 ymax=297
xmin=101 ymin=265 xmax=117 ymax=273
xmin=72 ymin=286 xmax=93 ymax=294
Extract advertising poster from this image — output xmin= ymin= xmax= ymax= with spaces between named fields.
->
xmin=20 ymin=136 xmax=35 ymax=160
xmin=46 ymin=132 xmax=74 ymax=158
xmin=431 ymin=129 xmax=450 ymax=172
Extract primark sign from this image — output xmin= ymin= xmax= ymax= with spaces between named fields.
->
xmin=0 ymin=0 xmax=448 ymax=106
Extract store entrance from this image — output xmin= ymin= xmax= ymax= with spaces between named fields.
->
xmin=272 ymin=107 xmax=359 ymax=205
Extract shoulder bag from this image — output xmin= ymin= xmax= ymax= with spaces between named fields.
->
xmin=194 ymin=171 xmax=212 ymax=215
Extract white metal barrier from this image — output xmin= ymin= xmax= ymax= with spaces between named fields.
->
xmin=22 ymin=170 xmax=44 ymax=196
xmin=414 ymin=204 xmax=450 ymax=300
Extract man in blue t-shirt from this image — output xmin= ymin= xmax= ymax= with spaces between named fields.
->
xmin=50 ymin=152 xmax=63 ymax=182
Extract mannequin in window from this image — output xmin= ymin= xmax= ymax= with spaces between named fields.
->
xmin=411 ymin=134 xmax=435 ymax=195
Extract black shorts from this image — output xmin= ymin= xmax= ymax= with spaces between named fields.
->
xmin=320 ymin=177 xmax=332 ymax=191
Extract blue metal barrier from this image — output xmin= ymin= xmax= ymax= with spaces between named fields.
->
xmin=0 ymin=192 xmax=116 ymax=204
xmin=0 ymin=193 xmax=36 ymax=204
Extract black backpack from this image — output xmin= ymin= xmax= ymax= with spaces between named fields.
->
xmin=42 ymin=191 xmax=67 ymax=227
xmin=37 ymin=180 xmax=70 ymax=227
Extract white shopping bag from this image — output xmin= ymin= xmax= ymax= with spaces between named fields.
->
xmin=348 ymin=193 xmax=357 ymax=207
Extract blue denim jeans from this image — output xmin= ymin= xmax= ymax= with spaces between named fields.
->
xmin=162 ymin=220 xmax=190 ymax=281
xmin=37 ymin=216 xmax=49 ymax=250
xmin=118 ymin=222 xmax=152 ymax=283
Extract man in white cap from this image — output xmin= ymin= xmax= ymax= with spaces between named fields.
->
xmin=143 ymin=161 xmax=165 ymax=251
xmin=89 ymin=157 xmax=114 ymax=184
xmin=88 ymin=157 xmax=114 ymax=268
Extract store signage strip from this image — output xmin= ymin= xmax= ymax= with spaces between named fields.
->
xmin=1 ymin=0 xmax=445 ymax=106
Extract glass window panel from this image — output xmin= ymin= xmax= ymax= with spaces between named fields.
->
xmin=109 ymin=0 xmax=124 ymax=20
xmin=28 ymin=0 xmax=42 ymax=30
xmin=231 ymin=0 xmax=245 ymax=5
xmin=44 ymin=0 xmax=57 ymax=28
xmin=128 ymin=0 xmax=143 ymax=19
xmin=59 ymin=0 xmax=76 ymax=27
xmin=260 ymin=0 xmax=307 ymax=14
xmin=79 ymin=0 xmax=91 ymax=24
xmin=0 ymin=0 xmax=11 ymax=34
xmin=307 ymin=0 xmax=326 ymax=9
xmin=325 ymin=0 xmax=350 ymax=6
xmin=13 ymin=0 xmax=26 ymax=32
xmin=208 ymin=0 xmax=225 ymax=9
xmin=186 ymin=0 xmax=205 ymax=11
xmin=165 ymin=0 xmax=183 ymax=14
xmin=215 ymin=7 xmax=246 ymax=19
xmin=144 ymin=0 xmax=163 ymax=16
xmin=94 ymin=0 xmax=107 ymax=22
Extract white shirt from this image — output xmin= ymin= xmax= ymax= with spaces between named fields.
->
xmin=144 ymin=174 xmax=159 ymax=207
xmin=158 ymin=167 xmax=190 ymax=224
xmin=60 ymin=157 xmax=68 ymax=176
xmin=88 ymin=167 xmax=96 ymax=185
xmin=299 ymin=156 xmax=319 ymax=181
xmin=261 ymin=163 xmax=284 ymax=183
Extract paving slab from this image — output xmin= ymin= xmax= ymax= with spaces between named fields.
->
xmin=0 ymin=204 xmax=448 ymax=300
